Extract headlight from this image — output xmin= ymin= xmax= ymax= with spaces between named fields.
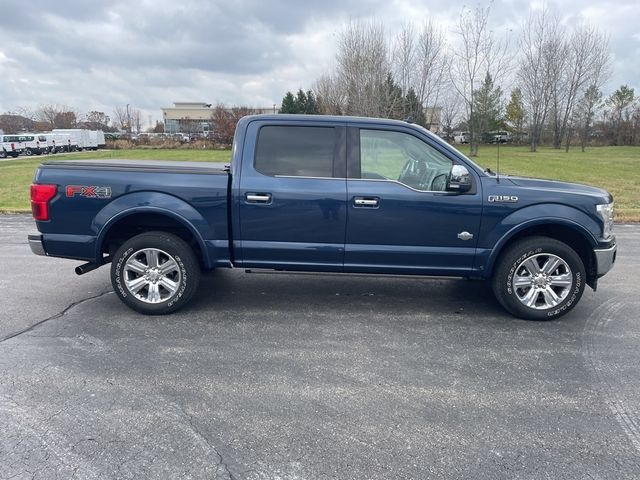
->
xmin=596 ymin=202 xmax=614 ymax=240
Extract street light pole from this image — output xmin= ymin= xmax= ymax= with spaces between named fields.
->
xmin=126 ymin=103 xmax=131 ymax=138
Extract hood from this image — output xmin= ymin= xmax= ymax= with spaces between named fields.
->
xmin=506 ymin=176 xmax=612 ymax=202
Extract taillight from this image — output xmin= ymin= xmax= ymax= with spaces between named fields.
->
xmin=30 ymin=184 xmax=57 ymax=221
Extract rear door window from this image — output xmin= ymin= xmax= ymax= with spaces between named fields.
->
xmin=255 ymin=126 xmax=337 ymax=178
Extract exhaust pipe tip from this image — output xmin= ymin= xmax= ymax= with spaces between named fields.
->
xmin=75 ymin=263 xmax=98 ymax=275
xmin=75 ymin=256 xmax=111 ymax=275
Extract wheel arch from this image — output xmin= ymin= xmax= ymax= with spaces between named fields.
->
xmin=486 ymin=219 xmax=598 ymax=288
xmin=94 ymin=192 xmax=216 ymax=268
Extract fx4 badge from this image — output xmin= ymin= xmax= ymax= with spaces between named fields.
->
xmin=488 ymin=195 xmax=518 ymax=203
xmin=66 ymin=185 xmax=112 ymax=199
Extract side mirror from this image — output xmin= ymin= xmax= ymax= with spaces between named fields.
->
xmin=447 ymin=164 xmax=472 ymax=193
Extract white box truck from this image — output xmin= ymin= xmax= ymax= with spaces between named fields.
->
xmin=52 ymin=129 xmax=93 ymax=151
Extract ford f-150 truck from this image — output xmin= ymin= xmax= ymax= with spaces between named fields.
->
xmin=28 ymin=115 xmax=617 ymax=320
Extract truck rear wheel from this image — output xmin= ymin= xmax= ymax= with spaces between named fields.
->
xmin=492 ymin=236 xmax=585 ymax=321
xmin=110 ymin=231 xmax=200 ymax=315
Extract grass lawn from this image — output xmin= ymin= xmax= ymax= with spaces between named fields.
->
xmin=1 ymin=146 xmax=638 ymax=221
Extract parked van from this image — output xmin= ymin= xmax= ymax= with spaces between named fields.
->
xmin=453 ymin=131 xmax=470 ymax=144
xmin=12 ymin=134 xmax=48 ymax=155
xmin=0 ymin=135 xmax=25 ymax=158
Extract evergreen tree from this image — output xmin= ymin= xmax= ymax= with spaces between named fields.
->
xmin=280 ymin=91 xmax=298 ymax=114
xmin=505 ymin=88 xmax=525 ymax=143
xmin=295 ymin=89 xmax=308 ymax=113
xmin=381 ymin=73 xmax=403 ymax=119
xmin=404 ymin=88 xmax=426 ymax=126
xmin=304 ymin=90 xmax=320 ymax=114
xmin=606 ymin=85 xmax=635 ymax=145
xmin=473 ymin=73 xmax=503 ymax=142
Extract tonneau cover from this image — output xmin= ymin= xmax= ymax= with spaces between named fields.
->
xmin=40 ymin=159 xmax=229 ymax=174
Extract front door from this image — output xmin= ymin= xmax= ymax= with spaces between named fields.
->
xmin=344 ymin=126 xmax=482 ymax=275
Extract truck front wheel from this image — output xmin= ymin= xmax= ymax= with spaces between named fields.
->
xmin=110 ymin=232 xmax=201 ymax=315
xmin=492 ymin=236 xmax=586 ymax=320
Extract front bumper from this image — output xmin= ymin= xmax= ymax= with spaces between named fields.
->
xmin=594 ymin=243 xmax=617 ymax=277
xmin=28 ymin=234 xmax=46 ymax=256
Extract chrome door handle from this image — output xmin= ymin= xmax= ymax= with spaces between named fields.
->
xmin=354 ymin=197 xmax=379 ymax=207
xmin=246 ymin=193 xmax=272 ymax=203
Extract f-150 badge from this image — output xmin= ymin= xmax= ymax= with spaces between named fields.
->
xmin=488 ymin=195 xmax=518 ymax=203
xmin=66 ymin=185 xmax=112 ymax=199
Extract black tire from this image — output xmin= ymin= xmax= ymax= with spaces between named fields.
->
xmin=110 ymin=231 xmax=201 ymax=315
xmin=25 ymin=148 xmax=33 ymax=156
xmin=492 ymin=236 xmax=586 ymax=321
xmin=0 ymin=150 xmax=6 ymax=159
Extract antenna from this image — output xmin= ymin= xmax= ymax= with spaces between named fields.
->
xmin=496 ymin=136 xmax=501 ymax=183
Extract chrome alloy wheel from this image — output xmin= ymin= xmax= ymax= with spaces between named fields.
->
xmin=512 ymin=253 xmax=573 ymax=310
xmin=123 ymin=248 xmax=181 ymax=304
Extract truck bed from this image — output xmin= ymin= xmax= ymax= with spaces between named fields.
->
xmin=33 ymin=158 xmax=231 ymax=268
xmin=40 ymin=159 xmax=229 ymax=174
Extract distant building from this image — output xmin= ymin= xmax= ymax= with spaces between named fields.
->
xmin=161 ymin=102 xmax=213 ymax=135
xmin=424 ymin=106 xmax=442 ymax=133
xmin=161 ymin=102 xmax=279 ymax=135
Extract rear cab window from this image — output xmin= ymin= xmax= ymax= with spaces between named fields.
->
xmin=255 ymin=126 xmax=338 ymax=178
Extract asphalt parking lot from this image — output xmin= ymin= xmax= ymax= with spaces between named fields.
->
xmin=1 ymin=214 xmax=639 ymax=479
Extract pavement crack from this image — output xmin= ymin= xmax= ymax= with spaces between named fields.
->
xmin=179 ymin=407 xmax=236 ymax=480
xmin=0 ymin=290 xmax=112 ymax=344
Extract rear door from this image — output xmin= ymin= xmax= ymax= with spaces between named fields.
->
xmin=344 ymin=125 xmax=482 ymax=275
xmin=237 ymin=119 xmax=347 ymax=271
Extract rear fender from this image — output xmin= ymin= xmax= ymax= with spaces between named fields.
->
xmin=93 ymin=192 xmax=215 ymax=267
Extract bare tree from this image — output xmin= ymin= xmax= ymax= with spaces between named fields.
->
xmin=574 ymin=85 xmax=603 ymax=151
xmin=391 ymin=21 xmax=447 ymax=125
xmin=549 ymin=25 xmax=610 ymax=150
xmin=451 ymin=6 xmax=509 ymax=156
xmin=113 ymin=106 xmax=129 ymax=131
xmin=392 ymin=23 xmax=416 ymax=117
xmin=211 ymin=104 xmax=255 ymax=146
xmin=131 ymin=108 xmax=142 ymax=134
xmin=440 ymin=92 xmax=462 ymax=141
xmin=517 ymin=8 xmax=561 ymax=152
xmin=335 ymin=20 xmax=389 ymax=117
xmin=37 ymin=104 xmax=78 ymax=129
xmin=414 ymin=20 xmax=448 ymax=127
xmin=315 ymin=74 xmax=345 ymax=115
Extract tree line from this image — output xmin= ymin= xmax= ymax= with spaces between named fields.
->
xmin=0 ymin=104 xmax=145 ymax=134
xmin=280 ymin=7 xmax=640 ymax=154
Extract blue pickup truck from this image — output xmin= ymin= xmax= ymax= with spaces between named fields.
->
xmin=28 ymin=115 xmax=617 ymax=320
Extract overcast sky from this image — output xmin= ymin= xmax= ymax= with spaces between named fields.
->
xmin=1 ymin=0 xmax=638 ymax=128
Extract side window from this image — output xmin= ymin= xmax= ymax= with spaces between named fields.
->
xmin=359 ymin=129 xmax=453 ymax=192
xmin=255 ymin=126 xmax=336 ymax=177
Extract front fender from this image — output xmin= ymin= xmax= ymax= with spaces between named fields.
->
xmin=93 ymin=191 xmax=215 ymax=267
xmin=478 ymin=203 xmax=601 ymax=277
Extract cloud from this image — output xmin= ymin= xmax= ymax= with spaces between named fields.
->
xmin=0 ymin=0 xmax=637 ymax=129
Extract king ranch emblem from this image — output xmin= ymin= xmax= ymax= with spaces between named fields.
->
xmin=66 ymin=185 xmax=112 ymax=199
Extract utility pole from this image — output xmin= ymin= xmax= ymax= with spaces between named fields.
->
xmin=126 ymin=103 xmax=131 ymax=138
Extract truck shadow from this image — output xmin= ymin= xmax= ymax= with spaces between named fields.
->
xmin=190 ymin=269 xmax=505 ymax=321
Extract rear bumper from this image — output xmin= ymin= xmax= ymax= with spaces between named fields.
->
xmin=594 ymin=243 xmax=616 ymax=277
xmin=28 ymin=234 xmax=46 ymax=256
